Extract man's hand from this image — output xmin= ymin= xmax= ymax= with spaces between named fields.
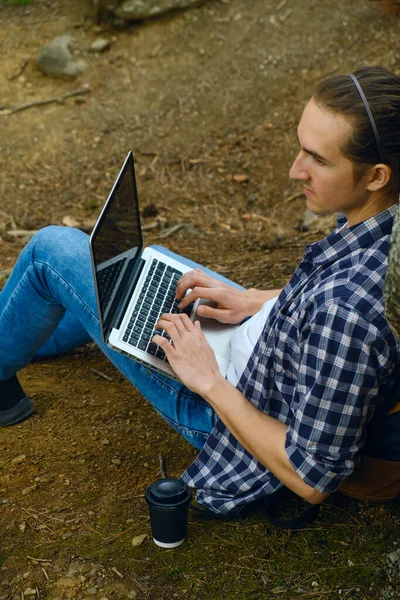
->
xmin=176 ymin=269 xmax=231 ymax=299
xmin=153 ymin=313 xmax=224 ymax=396
xmin=176 ymin=269 xmax=282 ymax=324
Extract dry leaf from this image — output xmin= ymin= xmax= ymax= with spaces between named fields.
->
xmin=232 ymin=174 xmax=249 ymax=183
xmin=132 ymin=533 xmax=147 ymax=547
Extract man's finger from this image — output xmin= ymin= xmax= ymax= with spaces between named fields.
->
xmin=175 ymin=270 xmax=203 ymax=297
xmin=178 ymin=286 xmax=224 ymax=309
xmin=176 ymin=269 xmax=218 ymax=298
xmin=152 ymin=333 xmax=168 ymax=348
xmin=196 ymin=303 xmax=232 ymax=323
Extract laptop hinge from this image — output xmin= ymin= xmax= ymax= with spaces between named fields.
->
xmin=104 ymin=256 xmax=145 ymax=341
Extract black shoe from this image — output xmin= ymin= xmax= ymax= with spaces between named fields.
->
xmin=0 ymin=375 xmax=34 ymax=426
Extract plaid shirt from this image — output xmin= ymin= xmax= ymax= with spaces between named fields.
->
xmin=181 ymin=205 xmax=400 ymax=515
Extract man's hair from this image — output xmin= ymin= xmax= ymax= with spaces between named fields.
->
xmin=313 ymin=66 xmax=400 ymax=195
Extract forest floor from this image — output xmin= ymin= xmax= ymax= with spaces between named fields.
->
xmin=1 ymin=1 xmax=400 ymax=599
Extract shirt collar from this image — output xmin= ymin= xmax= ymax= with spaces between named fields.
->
xmin=306 ymin=204 xmax=398 ymax=266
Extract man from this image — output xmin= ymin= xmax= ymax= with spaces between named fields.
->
xmin=1 ymin=66 xmax=400 ymax=514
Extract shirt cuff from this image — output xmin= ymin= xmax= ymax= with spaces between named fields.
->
xmin=285 ymin=438 xmax=353 ymax=495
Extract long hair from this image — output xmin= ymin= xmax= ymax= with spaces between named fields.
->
xmin=313 ymin=66 xmax=400 ymax=195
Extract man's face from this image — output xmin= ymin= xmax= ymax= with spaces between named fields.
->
xmin=289 ymin=98 xmax=371 ymax=225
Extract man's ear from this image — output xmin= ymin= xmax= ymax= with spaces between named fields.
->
xmin=366 ymin=163 xmax=392 ymax=192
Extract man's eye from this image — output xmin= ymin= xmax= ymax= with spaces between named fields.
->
xmin=314 ymin=156 xmax=325 ymax=165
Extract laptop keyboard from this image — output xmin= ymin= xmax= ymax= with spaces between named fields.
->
xmin=97 ymin=258 xmax=127 ymax=314
xmin=122 ymin=258 xmax=193 ymax=362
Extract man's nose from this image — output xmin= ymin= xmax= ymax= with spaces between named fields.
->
xmin=289 ymin=152 xmax=308 ymax=181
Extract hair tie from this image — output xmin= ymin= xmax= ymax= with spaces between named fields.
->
xmin=349 ymin=73 xmax=383 ymax=162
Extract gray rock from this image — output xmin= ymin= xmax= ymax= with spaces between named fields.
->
xmin=90 ymin=38 xmax=111 ymax=52
xmin=387 ymin=549 xmax=400 ymax=565
xmin=36 ymin=35 xmax=86 ymax=79
xmin=97 ymin=0 xmax=206 ymax=21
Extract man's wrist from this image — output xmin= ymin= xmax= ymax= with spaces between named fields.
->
xmin=244 ymin=288 xmax=282 ymax=317
xmin=203 ymin=374 xmax=232 ymax=408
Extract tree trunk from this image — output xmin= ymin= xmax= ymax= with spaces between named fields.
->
xmin=384 ymin=207 xmax=400 ymax=339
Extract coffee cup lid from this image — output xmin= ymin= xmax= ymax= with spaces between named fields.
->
xmin=146 ymin=478 xmax=191 ymax=506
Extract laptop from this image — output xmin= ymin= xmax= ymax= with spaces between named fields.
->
xmin=89 ymin=151 xmax=237 ymax=379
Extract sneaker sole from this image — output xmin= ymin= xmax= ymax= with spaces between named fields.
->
xmin=0 ymin=397 xmax=34 ymax=426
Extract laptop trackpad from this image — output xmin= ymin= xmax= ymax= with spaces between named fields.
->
xmin=193 ymin=299 xmax=236 ymax=376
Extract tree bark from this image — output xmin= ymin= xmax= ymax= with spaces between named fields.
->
xmin=384 ymin=206 xmax=400 ymax=339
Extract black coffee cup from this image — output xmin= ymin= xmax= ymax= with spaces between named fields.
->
xmin=145 ymin=478 xmax=192 ymax=548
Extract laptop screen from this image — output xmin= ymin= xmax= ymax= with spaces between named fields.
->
xmin=91 ymin=152 xmax=142 ymax=326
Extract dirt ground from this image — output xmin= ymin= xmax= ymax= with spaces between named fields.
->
xmin=1 ymin=1 xmax=400 ymax=599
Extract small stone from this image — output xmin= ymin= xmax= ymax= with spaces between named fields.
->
xmin=101 ymin=439 xmax=110 ymax=445
xmin=23 ymin=589 xmax=36 ymax=597
xmin=127 ymin=592 xmax=137 ymax=599
xmin=62 ymin=215 xmax=80 ymax=228
xmin=22 ymin=484 xmax=37 ymax=495
xmin=87 ymin=588 xmax=97 ymax=595
xmin=387 ymin=549 xmax=400 ymax=564
xmin=19 ymin=522 xmax=27 ymax=533
xmin=11 ymin=454 xmax=26 ymax=466
xmin=115 ymin=0 xmax=205 ymax=20
xmin=111 ymin=458 xmax=121 ymax=466
xmin=39 ymin=475 xmax=54 ymax=483
xmin=90 ymin=38 xmax=111 ymax=52
xmin=232 ymin=174 xmax=249 ymax=183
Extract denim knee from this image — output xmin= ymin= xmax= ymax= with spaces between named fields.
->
xmin=28 ymin=226 xmax=89 ymax=263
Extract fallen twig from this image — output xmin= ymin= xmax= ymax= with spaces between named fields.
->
xmin=7 ymin=229 xmax=38 ymax=238
xmin=158 ymin=222 xmax=197 ymax=239
xmin=284 ymin=191 xmax=305 ymax=203
xmin=111 ymin=566 xmax=124 ymax=579
xmin=279 ymin=7 xmax=292 ymax=22
xmin=102 ymin=525 xmax=135 ymax=545
xmin=21 ymin=508 xmax=56 ymax=536
xmin=91 ymin=368 xmax=113 ymax=382
xmin=26 ymin=556 xmax=52 ymax=563
xmin=8 ymin=58 xmax=29 ymax=80
xmin=4 ymin=87 xmax=90 ymax=115
xmin=158 ymin=453 xmax=168 ymax=478
xmin=141 ymin=216 xmax=167 ymax=231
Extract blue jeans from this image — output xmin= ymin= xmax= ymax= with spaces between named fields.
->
xmin=0 ymin=226 xmax=241 ymax=449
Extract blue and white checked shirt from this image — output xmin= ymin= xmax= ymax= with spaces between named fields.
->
xmin=181 ymin=205 xmax=400 ymax=515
